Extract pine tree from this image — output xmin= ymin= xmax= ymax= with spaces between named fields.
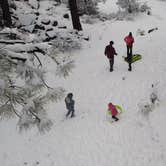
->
xmin=0 ymin=38 xmax=75 ymax=133
xmin=69 ymin=0 xmax=82 ymax=31
xmin=0 ymin=0 xmax=12 ymax=27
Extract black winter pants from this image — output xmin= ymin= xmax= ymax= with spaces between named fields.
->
xmin=127 ymin=45 xmax=132 ymax=71
xmin=109 ymin=57 xmax=114 ymax=71
xmin=112 ymin=116 xmax=119 ymax=121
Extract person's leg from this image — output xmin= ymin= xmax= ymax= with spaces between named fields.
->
xmin=112 ymin=116 xmax=119 ymax=121
xmin=127 ymin=45 xmax=130 ymax=58
xmin=66 ymin=109 xmax=71 ymax=117
xmin=129 ymin=45 xmax=133 ymax=56
xmin=70 ymin=109 xmax=75 ymax=118
xmin=128 ymin=63 xmax=132 ymax=71
xmin=128 ymin=46 xmax=132 ymax=71
xmin=128 ymin=55 xmax=132 ymax=71
xmin=109 ymin=58 xmax=114 ymax=71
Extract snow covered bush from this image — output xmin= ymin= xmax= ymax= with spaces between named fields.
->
xmin=116 ymin=0 xmax=150 ymax=13
xmin=150 ymin=84 xmax=159 ymax=105
xmin=64 ymin=0 xmax=99 ymax=15
xmin=116 ymin=0 xmax=139 ymax=13
xmin=139 ymin=2 xmax=151 ymax=13
xmin=51 ymin=32 xmax=82 ymax=53
xmin=83 ymin=0 xmax=99 ymax=15
xmin=138 ymin=84 xmax=159 ymax=119
xmin=138 ymin=101 xmax=153 ymax=118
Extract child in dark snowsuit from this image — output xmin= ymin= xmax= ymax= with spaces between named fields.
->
xmin=65 ymin=93 xmax=75 ymax=118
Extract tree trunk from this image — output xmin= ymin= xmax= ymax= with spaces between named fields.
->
xmin=0 ymin=0 xmax=12 ymax=27
xmin=69 ymin=0 xmax=82 ymax=31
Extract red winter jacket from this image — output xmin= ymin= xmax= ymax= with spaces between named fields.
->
xmin=108 ymin=103 xmax=118 ymax=116
xmin=124 ymin=35 xmax=134 ymax=46
xmin=104 ymin=45 xmax=117 ymax=59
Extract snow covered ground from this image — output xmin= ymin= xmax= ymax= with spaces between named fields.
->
xmin=1 ymin=0 xmax=166 ymax=166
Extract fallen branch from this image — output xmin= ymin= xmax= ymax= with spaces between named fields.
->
xmin=11 ymin=56 xmax=27 ymax=63
xmin=0 ymin=40 xmax=25 ymax=44
xmin=33 ymin=52 xmax=42 ymax=67
xmin=27 ymin=46 xmax=46 ymax=55
xmin=148 ymin=27 xmax=158 ymax=33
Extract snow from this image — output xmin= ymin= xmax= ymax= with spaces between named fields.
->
xmin=0 ymin=79 xmax=6 ymax=89
xmin=98 ymin=0 xmax=119 ymax=14
xmin=1 ymin=0 xmax=166 ymax=166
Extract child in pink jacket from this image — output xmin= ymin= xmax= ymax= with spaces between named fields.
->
xmin=108 ymin=102 xmax=119 ymax=121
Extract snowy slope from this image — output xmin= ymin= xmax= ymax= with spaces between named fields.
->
xmin=1 ymin=0 xmax=166 ymax=166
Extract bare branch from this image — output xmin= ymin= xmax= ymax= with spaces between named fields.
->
xmin=29 ymin=109 xmax=41 ymax=123
xmin=11 ymin=56 xmax=27 ymax=63
xmin=0 ymin=40 xmax=25 ymax=44
xmin=33 ymin=52 xmax=42 ymax=67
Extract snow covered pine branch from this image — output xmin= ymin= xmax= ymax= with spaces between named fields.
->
xmin=0 ymin=43 xmax=74 ymax=133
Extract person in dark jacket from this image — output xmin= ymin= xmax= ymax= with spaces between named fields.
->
xmin=104 ymin=41 xmax=118 ymax=72
xmin=65 ymin=93 xmax=75 ymax=118
xmin=124 ymin=32 xmax=134 ymax=71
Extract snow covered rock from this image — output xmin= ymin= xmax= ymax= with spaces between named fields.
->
xmin=18 ymin=13 xmax=36 ymax=26
xmin=63 ymin=13 xmax=69 ymax=19
xmin=41 ymin=18 xmax=51 ymax=25
xmin=52 ymin=20 xmax=58 ymax=27
xmin=22 ymin=25 xmax=35 ymax=33
xmin=34 ymin=24 xmax=45 ymax=31
xmin=28 ymin=0 xmax=39 ymax=9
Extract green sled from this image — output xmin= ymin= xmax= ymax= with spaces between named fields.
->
xmin=123 ymin=54 xmax=142 ymax=63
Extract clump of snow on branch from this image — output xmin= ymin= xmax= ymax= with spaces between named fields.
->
xmin=56 ymin=60 xmax=75 ymax=78
xmin=18 ymin=100 xmax=53 ymax=133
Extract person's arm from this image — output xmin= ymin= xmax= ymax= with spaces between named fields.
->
xmin=132 ymin=37 xmax=134 ymax=43
xmin=71 ymin=100 xmax=75 ymax=109
xmin=124 ymin=36 xmax=127 ymax=42
xmin=113 ymin=47 xmax=118 ymax=55
xmin=104 ymin=46 xmax=107 ymax=55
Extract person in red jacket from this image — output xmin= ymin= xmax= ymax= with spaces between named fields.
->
xmin=124 ymin=32 xmax=134 ymax=71
xmin=104 ymin=41 xmax=118 ymax=72
xmin=108 ymin=102 xmax=119 ymax=121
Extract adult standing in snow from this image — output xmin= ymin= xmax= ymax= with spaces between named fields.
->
xmin=104 ymin=41 xmax=118 ymax=72
xmin=65 ymin=93 xmax=75 ymax=118
xmin=124 ymin=32 xmax=134 ymax=71
xmin=108 ymin=102 xmax=119 ymax=121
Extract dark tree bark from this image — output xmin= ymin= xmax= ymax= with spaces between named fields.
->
xmin=69 ymin=0 xmax=82 ymax=31
xmin=0 ymin=0 xmax=12 ymax=27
